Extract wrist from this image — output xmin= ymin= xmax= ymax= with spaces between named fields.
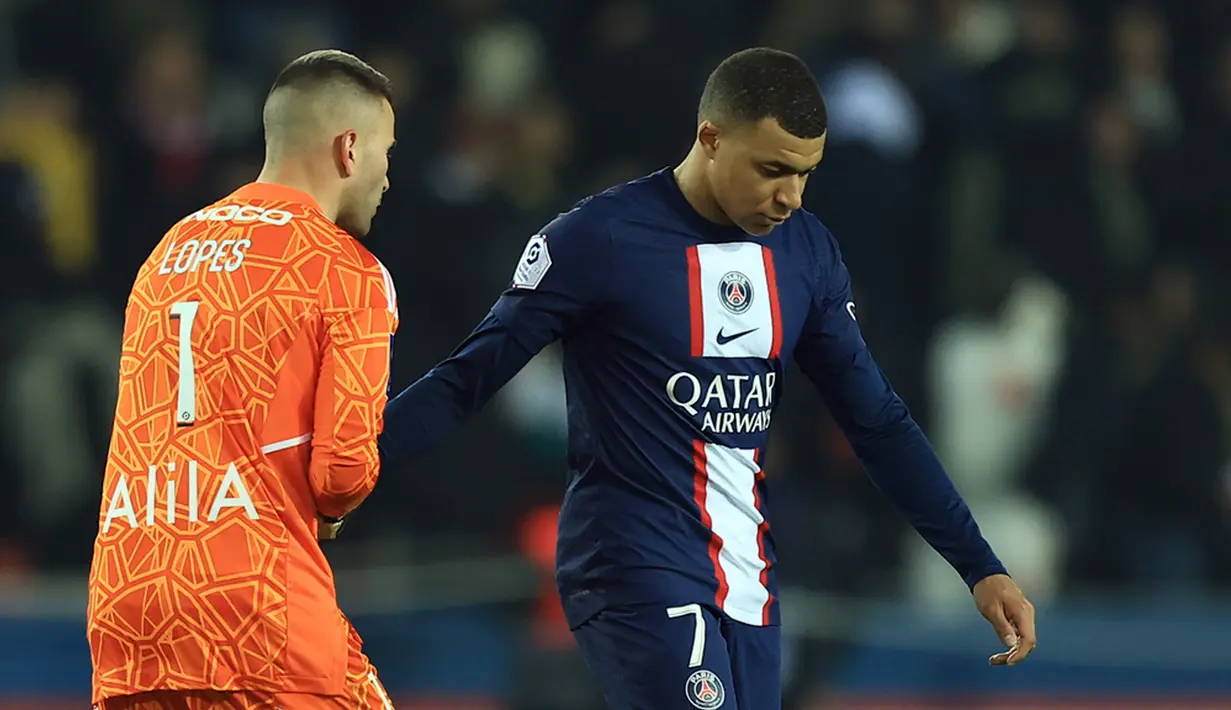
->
xmin=965 ymin=563 xmax=1010 ymax=591
xmin=317 ymin=513 xmax=347 ymax=540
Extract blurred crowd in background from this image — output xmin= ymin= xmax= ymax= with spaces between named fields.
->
xmin=3 ymin=0 xmax=1231 ymax=651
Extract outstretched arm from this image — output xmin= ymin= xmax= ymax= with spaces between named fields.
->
xmin=380 ymin=218 xmax=612 ymax=465
xmin=379 ymin=311 xmax=538 ymax=463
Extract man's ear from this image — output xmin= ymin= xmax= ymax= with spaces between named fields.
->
xmin=698 ymin=121 xmax=720 ymax=158
xmin=334 ymin=130 xmax=358 ymax=178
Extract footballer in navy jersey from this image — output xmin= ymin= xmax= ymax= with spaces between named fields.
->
xmin=380 ymin=48 xmax=1037 ymax=709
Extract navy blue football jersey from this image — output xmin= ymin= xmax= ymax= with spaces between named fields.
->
xmin=381 ymin=168 xmax=1004 ymax=628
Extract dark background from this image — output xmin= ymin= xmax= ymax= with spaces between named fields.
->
xmin=2 ymin=1 xmax=1231 ymax=707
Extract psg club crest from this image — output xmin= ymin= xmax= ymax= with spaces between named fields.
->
xmin=685 ymin=669 xmax=725 ymax=709
xmin=718 ymin=271 xmax=753 ymax=315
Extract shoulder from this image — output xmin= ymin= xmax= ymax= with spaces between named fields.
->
xmin=540 ymin=191 xmax=620 ymax=240
xmin=507 ymin=172 xmax=667 ymax=290
xmin=785 ymin=208 xmax=843 ymax=269
xmin=508 ymin=187 xmax=626 ymax=289
xmin=318 ymin=228 xmax=398 ymax=316
xmin=540 ymin=171 xmax=666 ymax=240
xmin=788 ymin=208 xmax=838 ymax=248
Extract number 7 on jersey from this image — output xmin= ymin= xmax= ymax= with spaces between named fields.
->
xmin=169 ymin=300 xmax=199 ymax=426
xmin=667 ymin=603 xmax=706 ymax=668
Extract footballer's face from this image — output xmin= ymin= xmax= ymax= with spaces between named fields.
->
xmin=703 ymin=117 xmax=825 ymax=236
xmin=337 ymin=98 xmax=395 ymax=238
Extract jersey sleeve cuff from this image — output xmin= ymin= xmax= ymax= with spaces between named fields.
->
xmin=963 ymin=562 xmax=1010 ymax=591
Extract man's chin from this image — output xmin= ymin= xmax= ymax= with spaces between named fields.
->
xmin=748 ymin=212 xmax=790 ymax=235
xmin=338 ymin=218 xmax=371 ymax=239
xmin=739 ymin=221 xmax=776 ymax=237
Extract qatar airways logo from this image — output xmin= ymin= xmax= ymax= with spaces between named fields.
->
xmin=665 ymin=371 xmax=777 ymax=434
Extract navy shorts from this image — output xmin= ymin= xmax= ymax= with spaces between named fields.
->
xmin=572 ymin=602 xmax=781 ymax=710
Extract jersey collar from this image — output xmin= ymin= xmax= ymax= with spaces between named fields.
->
xmin=656 ymin=168 xmax=749 ymax=241
xmin=231 ymin=182 xmax=324 ymax=213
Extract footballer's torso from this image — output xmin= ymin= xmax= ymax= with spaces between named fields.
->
xmin=574 ymin=215 xmax=818 ymax=447
xmin=554 ymin=202 xmax=821 ymax=629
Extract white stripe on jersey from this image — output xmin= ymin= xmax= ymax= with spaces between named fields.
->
xmin=376 ymin=259 xmax=398 ymax=317
xmin=696 ymin=443 xmax=771 ymax=626
xmin=261 ymin=433 xmax=312 ymax=454
xmin=694 ymin=242 xmax=777 ymax=359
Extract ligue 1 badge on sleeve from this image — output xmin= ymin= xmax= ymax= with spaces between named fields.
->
xmin=512 ymin=233 xmax=552 ymax=289
xmin=685 ymin=669 xmax=726 ymax=709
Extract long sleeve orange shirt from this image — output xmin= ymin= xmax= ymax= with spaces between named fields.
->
xmin=87 ymin=182 xmax=398 ymax=703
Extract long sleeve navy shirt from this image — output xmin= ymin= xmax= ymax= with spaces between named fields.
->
xmin=381 ymin=168 xmax=1006 ymax=628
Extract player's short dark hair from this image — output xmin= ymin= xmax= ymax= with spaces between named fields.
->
xmin=698 ymin=48 xmax=827 ymax=139
xmin=268 ymin=49 xmax=393 ymax=105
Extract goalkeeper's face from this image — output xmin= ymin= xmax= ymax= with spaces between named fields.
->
xmin=337 ymin=98 xmax=396 ymax=238
xmin=705 ymin=117 xmax=825 ymax=236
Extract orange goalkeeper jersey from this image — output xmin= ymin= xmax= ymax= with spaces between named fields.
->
xmin=87 ymin=182 xmax=399 ymax=702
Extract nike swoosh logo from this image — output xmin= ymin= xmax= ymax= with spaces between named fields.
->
xmin=716 ymin=327 xmax=759 ymax=345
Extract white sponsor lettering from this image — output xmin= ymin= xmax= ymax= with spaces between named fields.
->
xmin=187 ymin=204 xmax=294 ymax=226
xmin=102 ymin=461 xmax=259 ymax=532
xmin=666 ymin=371 xmax=777 ymax=434
xmin=158 ymin=238 xmax=251 ymax=275
xmin=699 ymin=409 xmax=773 ymax=434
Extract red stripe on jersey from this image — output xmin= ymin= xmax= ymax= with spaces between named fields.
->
xmin=693 ymin=440 xmax=729 ymax=608
xmin=753 ymin=467 xmax=773 ymax=625
xmin=751 ymin=449 xmax=773 ymax=624
xmin=687 ymin=246 xmax=704 ymax=357
xmin=761 ymin=247 xmax=783 ymax=359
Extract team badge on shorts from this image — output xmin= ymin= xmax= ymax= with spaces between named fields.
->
xmin=718 ymin=271 xmax=753 ymax=314
xmin=685 ymin=669 xmax=726 ymax=709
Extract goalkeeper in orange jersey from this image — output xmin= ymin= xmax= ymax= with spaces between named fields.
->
xmin=88 ymin=49 xmax=400 ymax=710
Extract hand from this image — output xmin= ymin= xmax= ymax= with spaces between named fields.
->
xmin=973 ymin=574 xmax=1037 ymax=666
xmin=317 ymin=514 xmax=346 ymax=541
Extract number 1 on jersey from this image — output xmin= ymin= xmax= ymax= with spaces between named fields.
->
xmin=169 ymin=301 xmax=199 ymax=426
